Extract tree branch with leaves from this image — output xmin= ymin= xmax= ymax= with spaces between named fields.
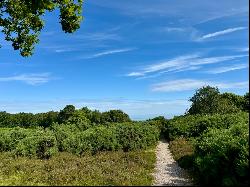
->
xmin=0 ymin=0 xmax=84 ymax=57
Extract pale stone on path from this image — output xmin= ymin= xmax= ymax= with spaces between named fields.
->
xmin=152 ymin=139 xmax=193 ymax=186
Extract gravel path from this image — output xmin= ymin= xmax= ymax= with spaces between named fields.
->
xmin=153 ymin=139 xmax=193 ymax=186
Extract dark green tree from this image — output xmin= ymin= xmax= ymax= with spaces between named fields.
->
xmin=187 ymin=86 xmax=239 ymax=115
xmin=89 ymin=110 xmax=102 ymax=124
xmin=0 ymin=0 xmax=84 ymax=57
xmin=243 ymin=92 xmax=249 ymax=112
xmin=39 ymin=111 xmax=59 ymax=128
xmin=66 ymin=110 xmax=90 ymax=130
xmin=58 ymin=105 xmax=75 ymax=123
xmin=101 ymin=110 xmax=131 ymax=123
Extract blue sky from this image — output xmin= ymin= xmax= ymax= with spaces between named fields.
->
xmin=0 ymin=0 xmax=249 ymax=120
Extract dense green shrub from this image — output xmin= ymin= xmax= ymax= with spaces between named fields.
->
xmin=0 ymin=127 xmax=32 ymax=151
xmin=50 ymin=123 xmax=80 ymax=151
xmin=62 ymin=126 xmax=121 ymax=155
xmin=61 ymin=123 xmax=160 ymax=155
xmin=146 ymin=116 xmax=168 ymax=137
xmin=0 ymin=127 xmax=58 ymax=159
xmin=115 ymin=123 xmax=160 ymax=151
xmin=165 ymin=112 xmax=249 ymax=140
xmin=0 ymin=121 xmax=160 ymax=158
xmin=14 ymin=129 xmax=58 ymax=159
xmin=193 ymin=122 xmax=249 ymax=186
xmin=65 ymin=110 xmax=91 ymax=131
xmin=0 ymin=128 xmax=12 ymax=151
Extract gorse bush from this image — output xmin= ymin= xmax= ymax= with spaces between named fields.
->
xmin=166 ymin=111 xmax=249 ymax=186
xmin=14 ymin=130 xmax=58 ymax=159
xmin=62 ymin=126 xmax=121 ymax=155
xmin=193 ymin=122 xmax=249 ymax=186
xmin=60 ymin=123 xmax=160 ymax=155
xmin=0 ymin=127 xmax=58 ymax=159
xmin=0 ymin=122 xmax=160 ymax=158
xmin=165 ymin=112 xmax=249 ymax=140
xmin=115 ymin=122 xmax=160 ymax=151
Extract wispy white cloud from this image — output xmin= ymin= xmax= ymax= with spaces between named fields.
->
xmin=164 ymin=27 xmax=186 ymax=32
xmin=199 ymin=27 xmax=246 ymax=40
xmin=127 ymin=72 xmax=145 ymax=77
xmin=75 ymin=32 xmax=121 ymax=41
xmin=85 ymin=48 xmax=136 ymax=59
xmin=152 ymin=79 xmax=249 ymax=92
xmin=0 ymin=73 xmax=53 ymax=85
xmin=237 ymin=47 xmax=249 ymax=52
xmin=190 ymin=55 xmax=247 ymax=65
xmin=205 ymin=63 xmax=249 ymax=74
xmin=143 ymin=54 xmax=199 ymax=73
xmin=126 ymin=54 xmax=248 ymax=78
xmin=55 ymin=48 xmax=77 ymax=53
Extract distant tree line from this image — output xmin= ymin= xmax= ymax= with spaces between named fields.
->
xmin=0 ymin=106 xmax=131 ymax=128
xmin=0 ymin=86 xmax=248 ymax=128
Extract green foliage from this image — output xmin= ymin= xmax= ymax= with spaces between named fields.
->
xmin=221 ymin=92 xmax=245 ymax=111
xmin=66 ymin=110 xmax=91 ymax=131
xmin=101 ymin=110 xmax=131 ymax=124
xmin=0 ymin=111 xmax=58 ymax=128
xmin=243 ymin=92 xmax=249 ymax=112
xmin=58 ymin=105 xmax=76 ymax=123
xmin=167 ymin=111 xmax=249 ymax=186
xmin=0 ymin=127 xmax=58 ymax=159
xmin=0 ymin=0 xmax=84 ymax=57
xmin=193 ymin=122 xmax=249 ymax=186
xmin=115 ymin=122 xmax=160 ymax=151
xmin=188 ymin=86 xmax=240 ymax=115
xmin=50 ymin=122 xmax=79 ymax=151
xmin=60 ymin=123 xmax=160 ymax=155
xmin=146 ymin=116 xmax=169 ymax=137
xmin=62 ymin=126 xmax=121 ymax=155
xmin=165 ymin=112 xmax=249 ymax=140
xmin=14 ymin=129 xmax=58 ymax=159
xmin=1 ymin=120 xmax=160 ymax=158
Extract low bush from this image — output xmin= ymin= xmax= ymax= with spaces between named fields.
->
xmin=0 ymin=127 xmax=58 ymax=159
xmin=193 ymin=122 xmax=249 ymax=186
xmin=1 ymin=121 xmax=160 ymax=158
xmin=62 ymin=126 xmax=121 ymax=155
xmin=14 ymin=129 xmax=58 ymax=159
xmin=164 ymin=112 xmax=248 ymax=140
xmin=115 ymin=123 xmax=160 ymax=151
xmin=61 ymin=123 xmax=160 ymax=155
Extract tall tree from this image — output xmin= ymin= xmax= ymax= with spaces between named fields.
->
xmin=0 ymin=0 xmax=83 ymax=57
xmin=187 ymin=86 xmax=239 ymax=115
xmin=58 ymin=105 xmax=76 ymax=123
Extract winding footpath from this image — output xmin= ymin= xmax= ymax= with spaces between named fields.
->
xmin=153 ymin=139 xmax=193 ymax=186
